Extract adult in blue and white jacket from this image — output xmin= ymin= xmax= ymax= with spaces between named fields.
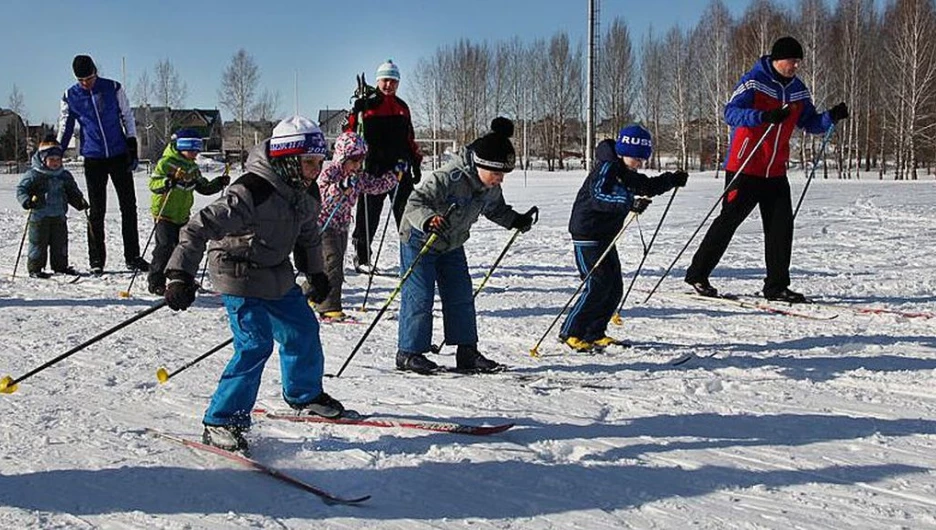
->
xmin=58 ymin=54 xmax=148 ymax=275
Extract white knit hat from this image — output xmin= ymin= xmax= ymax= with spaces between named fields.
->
xmin=375 ymin=59 xmax=401 ymax=81
xmin=269 ymin=115 xmax=327 ymax=158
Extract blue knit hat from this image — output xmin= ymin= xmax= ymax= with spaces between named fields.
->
xmin=615 ymin=124 xmax=652 ymax=160
xmin=375 ymin=59 xmax=401 ymax=81
xmin=173 ymin=129 xmax=203 ymax=152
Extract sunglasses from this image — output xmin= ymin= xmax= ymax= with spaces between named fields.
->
xmin=76 ymin=74 xmax=97 ymax=83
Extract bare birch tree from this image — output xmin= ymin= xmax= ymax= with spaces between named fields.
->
xmin=664 ymin=27 xmax=693 ymax=169
xmin=695 ymin=0 xmax=735 ymax=175
xmin=251 ymin=89 xmax=281 ymax=122
xmin=153 ymin=59 xmax=188 ymax=143
xmin=218 ymin=49 xmax=260 ymax=164
xmin=881 ymin=0 xmax=936 ymax=179
xmin=7 ymin=84 xmax=27 ymax=166
xmin=639 ymin=28 xmax=665 ymax=169
xmin=597 ymin=17 xmax=637 ymax=134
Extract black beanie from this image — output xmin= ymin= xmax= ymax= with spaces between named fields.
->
xmin=72 ymin=55 xmax=97 ymax=78
xmin=770 ymin=37 xmax=803 ymax=61
xmin=471 ymin=117 xmax=516 ymax=173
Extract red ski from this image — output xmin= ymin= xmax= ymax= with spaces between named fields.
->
xmin=253 ymin=409 xmax=515 ymax=436
xmin=146 ymin=428 xmax=370 ymax=505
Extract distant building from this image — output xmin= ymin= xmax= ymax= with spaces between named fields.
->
xmin=0 ymin=108 xmax=28 ymax=171
xmin=318 ymin=109 xmax=348 ymax=139
xmin=221 ymin=120 xmax=276 ymax=165
xmin=133 ymin=107 xmax=224 ymax=161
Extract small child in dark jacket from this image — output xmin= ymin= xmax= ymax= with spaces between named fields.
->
xmin=147 ymin=129 xmax=229 ymax=295
xmin=560 ymin=124 xmax=688 ymax=352
xmin=15 ymin=137 xmax=88 ymax=278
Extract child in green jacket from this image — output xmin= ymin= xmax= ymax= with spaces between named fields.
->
xmin=147 ymin=129 xmax=229 ymax=294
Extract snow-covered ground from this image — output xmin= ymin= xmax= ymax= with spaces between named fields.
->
xmin=1 ymin=166 xmax=935 ymax=529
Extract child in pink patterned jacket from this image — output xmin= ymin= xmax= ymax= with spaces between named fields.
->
xmin=315 ymin=131 xmax=397 ymax=319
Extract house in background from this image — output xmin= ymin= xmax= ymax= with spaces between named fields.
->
xmin=221 ymin=120 xmax=276 ymax=167
xmin=0 ymin=108 xmax=28 ymax=172
xmin=318 ymin=109 xmax=348 ymax=139
xmin=132 ymin=107 xmax=223 ymax=161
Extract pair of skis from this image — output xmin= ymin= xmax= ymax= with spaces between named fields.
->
xmin=148 ymin=410 xmax=514 ymax=505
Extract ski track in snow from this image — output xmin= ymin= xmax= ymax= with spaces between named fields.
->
xmin=1 ymin=169 xmax=935 ymax=529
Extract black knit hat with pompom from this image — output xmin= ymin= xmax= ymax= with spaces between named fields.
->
xmin=471 ymin=117 xmax=516 ymax=173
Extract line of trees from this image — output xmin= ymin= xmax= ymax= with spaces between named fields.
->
xmin=409 ymin=0 xmax=936 ymax=179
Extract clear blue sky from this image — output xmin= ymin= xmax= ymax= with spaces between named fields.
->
xmin=4 ymin=0 xmax=817 ymax=126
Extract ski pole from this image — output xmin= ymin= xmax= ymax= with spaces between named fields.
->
xmin=529 ymin=211 xmax=638 ymax=357
xmin=793 ymin=124 xmax=836 ymax=220
xmin=642 ymin=120 xmax=780 ymax=304
xmin=611 ymin=188 xmax=679 ymax=325
xmin=156 ymin=337 xmax=233 ymax=383
xmin=333 ymin=204 xmax=456 ymax=378
xmin=320 ymin=191 xmax=349 ymax=234
xmin=120 ymin=188 xmax=173 ymax=298
xmin=361 ymin=186 xmax=399 ymax=311
xmin=0 ymin=300 xmax=168 ymax=394
xmin=197 ymin=163 xmax=232 ymax=289
xmin=430 ymin=210 xmax=537 ymax=353
xmin=11 ymin=202 xmax=34 ymax=280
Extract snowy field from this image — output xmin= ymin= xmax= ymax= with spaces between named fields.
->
xmin=1 ymin=166 xmax=935 ymax=529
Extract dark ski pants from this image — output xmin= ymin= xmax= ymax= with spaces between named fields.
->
xmin=685 ymin=172 xmax=794 ymax=295
xmin=352 ymin=175 xmax=413 ymax=265
xmin=84 ymin=156 xmax=141 ymax=268
xmin=27 ymin=216 xmax=69 ymax=273
xmin=560 ymin=239 xmax=623 ymax=342
xmin=318 ymin=226 xmax=349 ymax=314
xmin=148 ymin=219 xmax=181 ymax=288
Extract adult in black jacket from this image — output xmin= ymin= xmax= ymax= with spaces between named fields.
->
xmin=345 ymin=60 xmax=422 ymax=273
xmin=560 ymin=125 xmax=688 ymax=352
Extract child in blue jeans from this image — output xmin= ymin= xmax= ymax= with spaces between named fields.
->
xmin=395 ymin=118 xmax=537 ymax=374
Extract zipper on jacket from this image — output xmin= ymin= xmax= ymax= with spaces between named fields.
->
xmin=765 ymin=82 xmax=788 ymax=177
xmin=90 ymin=87 xmax=110 ymax=158
xmin=737 ymin=137 xmax=749 ymax=161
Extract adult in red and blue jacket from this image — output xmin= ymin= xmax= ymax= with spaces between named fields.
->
xmin=58 ymin=54 xmax=148 ymax=275
xmin=685 ymin=37 xmax=848 ymax=304
xmin=560 ymin=125 xmax=686 ymax=351
xmin=345 ymin=60 xmax=422 ymax=273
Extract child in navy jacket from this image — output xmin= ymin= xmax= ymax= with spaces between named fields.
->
xmin=560 ymin=124 xmax=687 ymax=352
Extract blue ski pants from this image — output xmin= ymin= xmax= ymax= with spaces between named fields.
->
xmin=398 ymin=233 xmax=477 ymax=354
xmin=203 ymin=285 xmax=325 ymax=427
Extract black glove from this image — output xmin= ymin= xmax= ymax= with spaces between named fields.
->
xmin=510 ymin=206 xmax=539 ymax=233
xmin=125 ymin=137 xmax=139 ymax=172
xmin=23 ymin=195 xmax=45 ymax=210
xmin=412 ymin=163 xmax=422 ymax=183
xmin=303 ymin=273 xmax=331 ymax=304
xmin=670 ymin=171 xmax=689 ymax=188
xmin=829 ymin=102 xmax=849 ymax=123
xmin=74 ymin=197 xmax=89 ymax=211
xmin=761 ymin=107 xmax=791 ymax=124
xmin=339 ymin=175 xmax=359 ymax=191
xmin=217 ymin=175 xmax=231 ymax=187
xmin=424 ymin=215 xmax=450 ymax=236
xmin=631 ymin=197 xmax=652 ymax=214
xmin=164 ymin=270 xmax=197 ymax=311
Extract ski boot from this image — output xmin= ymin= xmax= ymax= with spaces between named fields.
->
xmin=288 ymin=391 xmax=345 ymax=418
xmin=202 ymin=424 xmax=249 ymax=454
xmin=455 ymin=344 xmax=505 ymax=373
xmin=396 ymin=351 xmax=440 ymax=375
